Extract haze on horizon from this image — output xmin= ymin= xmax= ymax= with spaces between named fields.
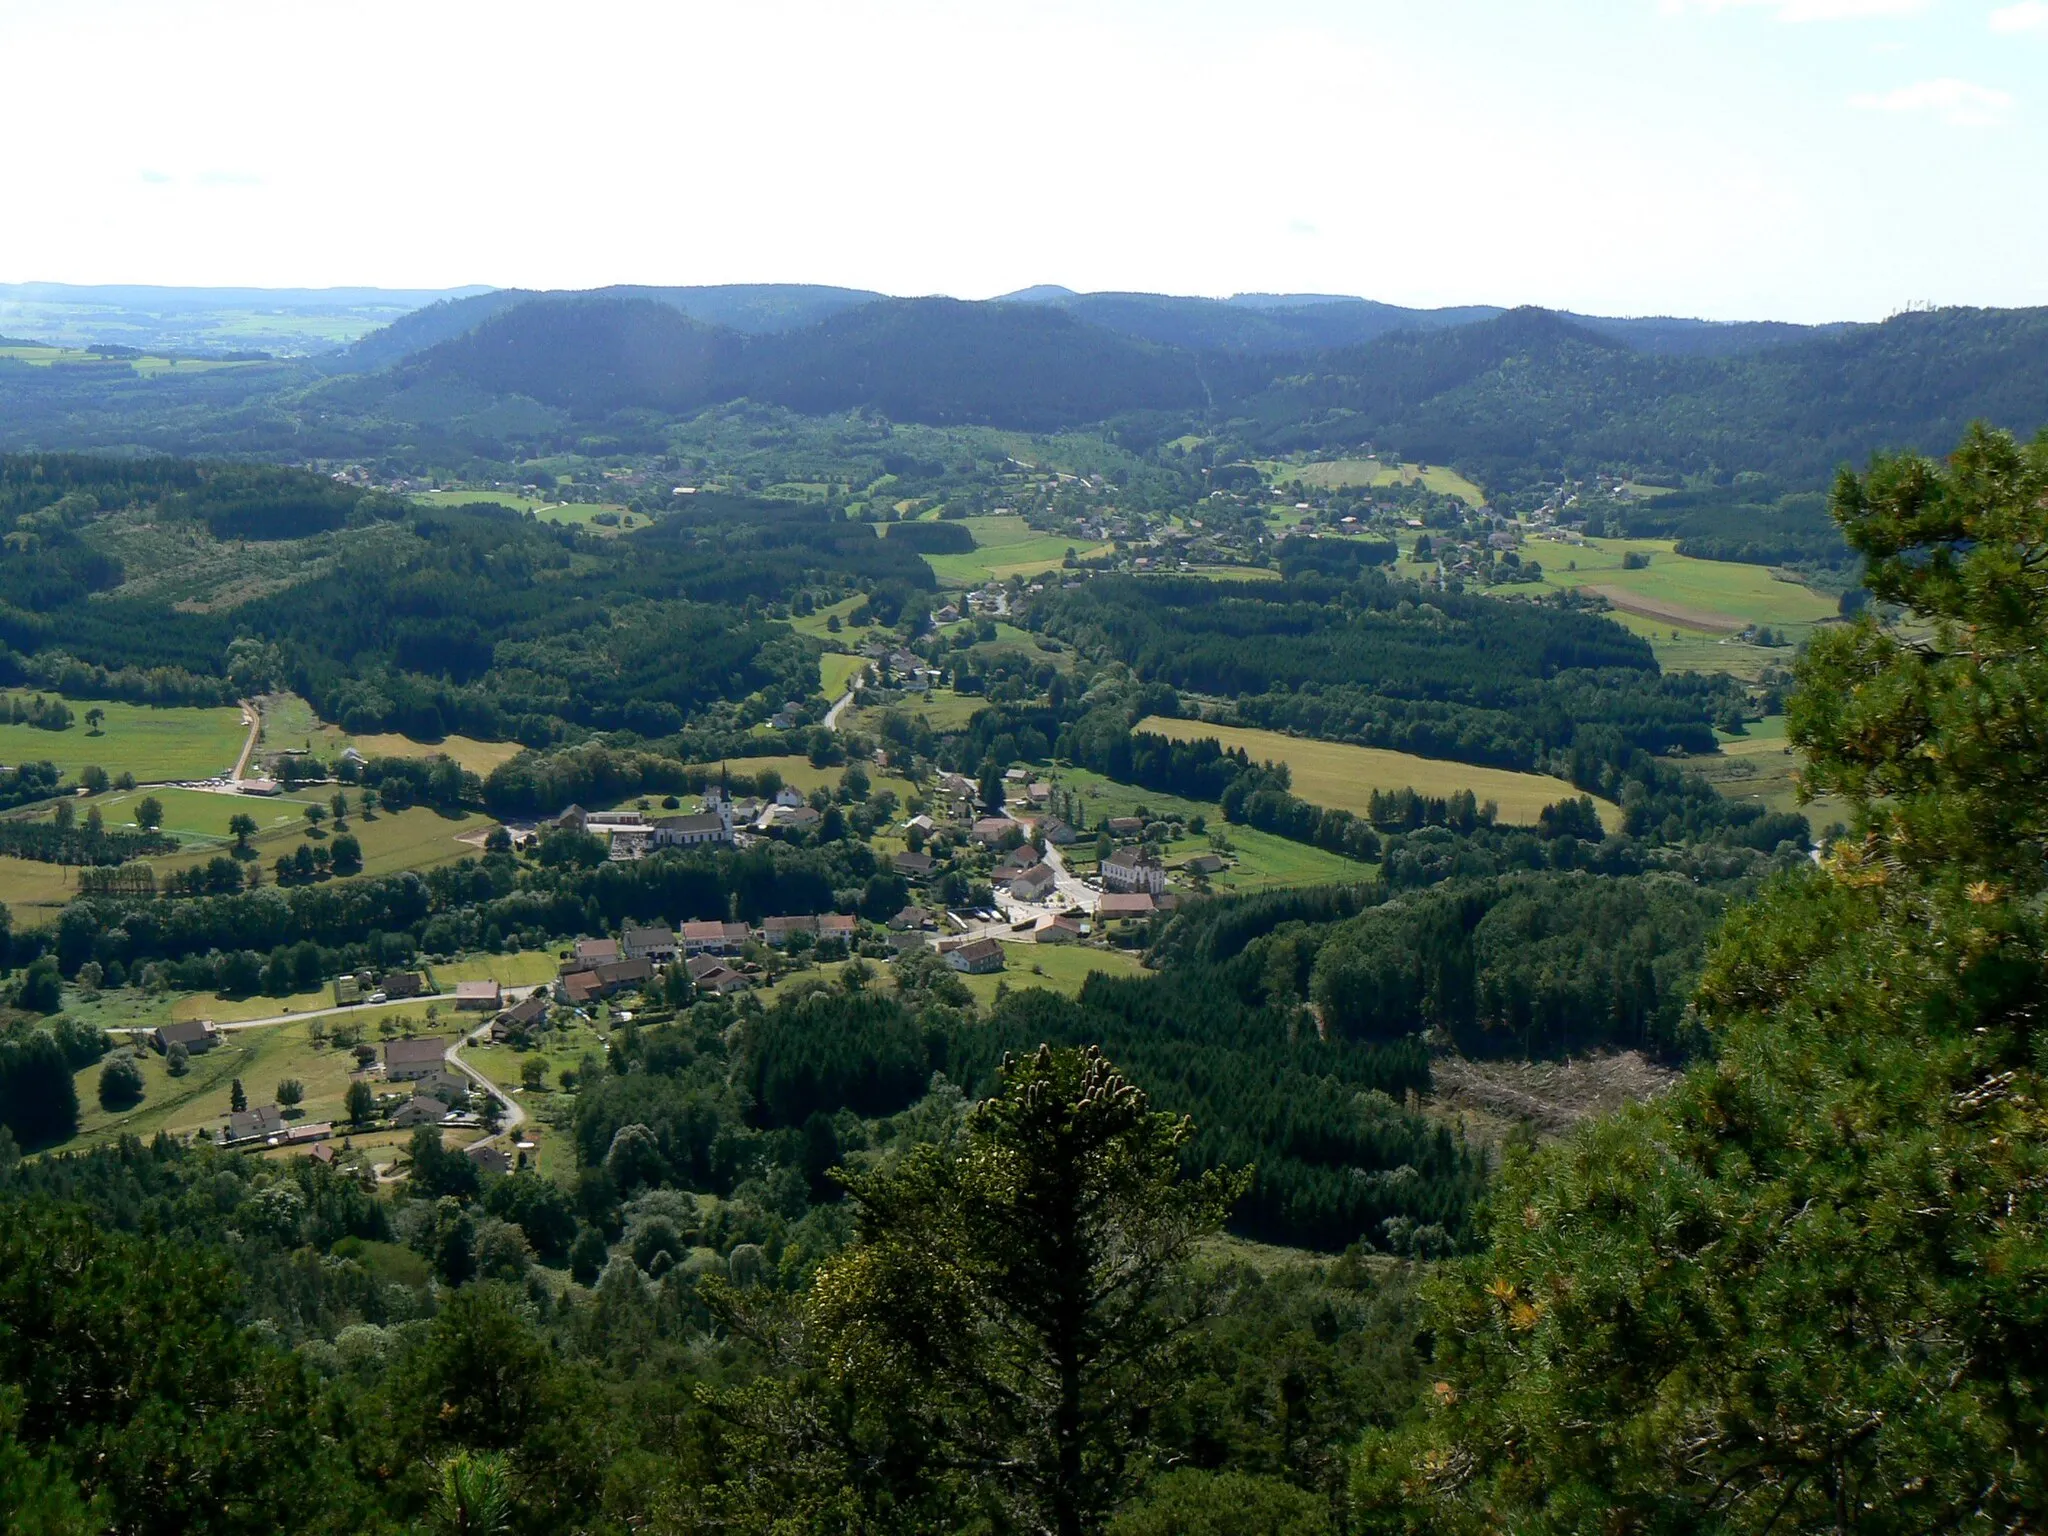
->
xmin=3 ymin=0 xmax=2043 ymax=326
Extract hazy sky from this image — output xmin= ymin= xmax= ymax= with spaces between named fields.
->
xmin=2 ymin=0 xmax=2042 ymax=321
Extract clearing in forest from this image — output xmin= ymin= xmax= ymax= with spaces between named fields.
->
xmin=0 ymin=698 xmax=248 ymax=783
xmin=915 ymin=516 xmax=1111 ymax=586
xmin=1134 ymin=718 xmax=1614 ymax=829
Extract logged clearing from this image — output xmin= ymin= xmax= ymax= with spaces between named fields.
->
xmin=1135 ymin=717 xmax=1613 ymax=829
xmin=1429 ymin=1051 xmax=1681 ymax=1147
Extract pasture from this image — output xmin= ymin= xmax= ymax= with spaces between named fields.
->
xmin=914 ymin=516 xmax=1111 ymax=586
xmin=64 ymin=1017 xmax=371 ymax=1152
xmin=953 ymin=942 xmax=1148 ymax=1007
xmin=0 ymin=697 xmax=247 ymax=782
xmin=1534 ymin=538 xmax=1836 ymax=638
xmin=348 ymin=732 xmax=526 ymax=777
xmin=682 ymin=753 xmax=920 ymax=803
xmin=1133 ymin=717 xmax=1614 ymax=829
xmin=818 ymin=652 xmax=868 ymax=700
xmin=1696 ymin=715 xmax=1852 ymax=831
xmin=1269 ymin=457 xmax=1488 ymax=507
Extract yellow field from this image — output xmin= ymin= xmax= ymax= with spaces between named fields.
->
xmin=1135 ymin=718 xmax=1615 ymax=829
xmin=349 ymin=732 xmax=526 ymax=776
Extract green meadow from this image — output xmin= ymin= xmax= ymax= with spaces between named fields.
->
xmin=0 ymin=698 xmax=248 ymax=782
xmin=913 ymin=516 xmax=1111 ymax=586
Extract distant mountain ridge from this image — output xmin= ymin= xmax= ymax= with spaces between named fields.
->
xmin=350 ymin=289 xmax=2048 ymax=487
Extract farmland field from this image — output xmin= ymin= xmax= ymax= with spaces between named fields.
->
xmin=914 ymin=516 xmax=1111 ymax=586
xmin=0 ymin=697 xmax=247 ymax=782
xmin=1134 ymin=717 xmax=1614 ymax=829
xmin=1532 ymin=537 xmax=1836 ymax=639
xmin=1271 ymin=457 xmax=1488 ymax=507
xmin=681 ymin=753 xmax=920 ymax=802
xmin=348 ymin=732 xmax=526 ymax=776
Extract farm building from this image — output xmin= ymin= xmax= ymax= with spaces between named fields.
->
xmin=384 ymin=1037 xmax=451 ymax=1082
xmin=947 ymin=937 xmax=1006 ymax=974
xmin=152 ymin=1019 xmax=218 ymax=1056
xmin=455 ymin=980 xmax=502 ymax=1011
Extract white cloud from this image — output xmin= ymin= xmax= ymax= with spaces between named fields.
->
xmin=1990 ymin=1 xmax=2048 ymax=32
xmin=1851 ymin=76 xmax=2016 ymax=123
xmin=1663 ymin=0 xmax=1927 ymax=19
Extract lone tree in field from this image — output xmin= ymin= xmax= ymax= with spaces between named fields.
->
xmin=800 ymin=1044 xmax=1244 ymax=1536
xmin=303 ymin=803 xmax=325 ymax=836
xmin=227 ymin=813 xmax=257 ymax=853
xmin=98 ymin=1057 xmax=144 ymax=1111
xmin=136 ymin=795 xmax=163 ymax=830
xmin=84 ymin=707 xmax=104 ymax=735
xmin=330 ymin=790 xmax=348 ymax=827
xmin=276 ymin=1078 xmax=304 ymax=1111
xmin=230 ymin=1078 xmax=247 ymax=1113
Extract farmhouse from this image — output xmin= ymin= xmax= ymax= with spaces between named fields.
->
xmin=1096 ymin=892 xmax=1158 ymax=920
xmin=972 ymin=816 xmax=1020 ymax=846
xmin=621 ymin=923 xmax=678 ymax=963
xmin=466 ymin=1143 xmax=512 ymax=1177
xmin=685 ymin=956 xmax=752 ymax=995
xmin=817 ymin=913 xmax=857 ymax=944
xmin=384 ymin=1036 xmax=451 ymax=1081
xmin=947 ymin=937 xmax=1006 ymax=974
xmin=1009 ymin=862 xmax=1057 ymax=901
xmin=680 ymin=919 xmax=750 ymax=955
xmin=570 ymin=937 xmax=620 ymax=968
xmin=390 ymin=1096 xmax=446 ymax=1129
xmin=1101 ymin=845 xmax=1167 ymax=896
xmin=454 ymin=980 xmax=502 ymax=1011
xmin=759 ymin=915 xmax=819 ymax=947
xmin=1105 ymin=816 xmax=1145 ymax=838
xmin=1032 ymin=914 xmax=1084 ymax=944
xmin=218 ymin=1104 xmax=284 ymax=1148
xmin=1184 ymin=852 xmax=1226 ymax=876
xmin=894 ymin=850 xmax=936 ymax=879
xmin=491 ymin=993 xmax=549 ymax=1041
xmin=152 ymin=1019 xmax=218 ymax=1056
xmin=1037 ymin=818 xmax=1078 ymax=846
xmin=379 ymin=971 xmax=426 ymax=999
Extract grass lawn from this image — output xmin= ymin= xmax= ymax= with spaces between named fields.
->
xmin=954 ymin=943 xmax=1148 ymax=1007
xmin=848 ymin=688 xmax=989 ymax=735
xmin=1273 ymin=457 xmax=1488 ymax=507
xmin=916 ymin=516 xmax=1111 ymax=586
xmin=464 ymin=1020 xmax=607 ymax=1096
xmin=1134 ymin=717 xmax=1615 ymax=829
xmin=259 ymin=690 xmax=523 ymax=778
xmin=819 ymin=653 xmax=868 ymax=700
xmin=1534 ymin=538 xmax=1837 ymax=639
xmin=0 ymin=698 xmax=248 ymax=782
xmin=1208 ymin=826 xmax=1378 ymax=890
xmin=60 ymin=1018 xmax=375 ymax=1152
xmin=789 ymin=594 xmax=884 ymax=643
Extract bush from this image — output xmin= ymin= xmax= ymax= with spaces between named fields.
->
xmin=97 ymin=1056 xmax=145 ymax=1111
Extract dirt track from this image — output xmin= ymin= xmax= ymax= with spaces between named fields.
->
xmin=1583 ymin=584 xmax=1745 ymax=634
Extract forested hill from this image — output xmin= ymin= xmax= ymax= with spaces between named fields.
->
xmin=345 ymin=291 xmax=2048 ymax=485
xmin=1241 ymin=303 xmax=2048 ymax=487
xmin=385 ymin=294 xmax=1217 ymax=430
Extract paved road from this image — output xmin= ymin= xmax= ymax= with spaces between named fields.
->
xmin=110 ymin=983 xmax=546 ymax=1036
xmin=1036 ymin=838 xmax=1098 ymax=914
xmin=445 ymin=1020 xmax=525 ymax=1143
xmin=823 ymin=680 xmax=861 ymax=730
